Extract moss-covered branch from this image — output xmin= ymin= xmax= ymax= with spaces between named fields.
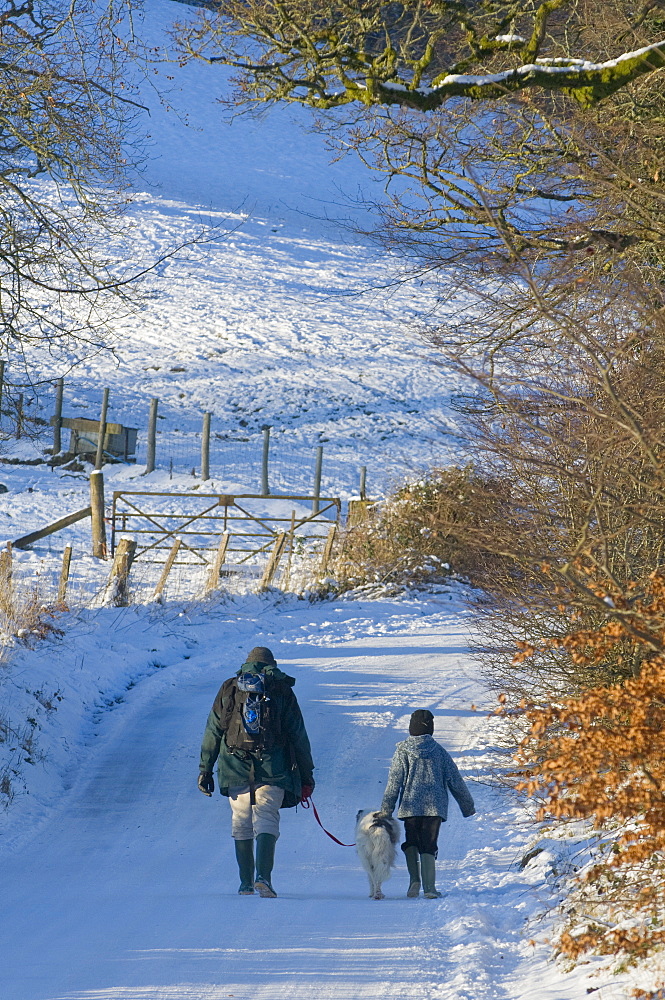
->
xmin=389 ymin=42 xmax=665 ymax=109
xmin=175 ymin=2 xmax=665 ymax=110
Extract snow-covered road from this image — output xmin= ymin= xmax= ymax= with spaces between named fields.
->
xmin=0 ymin=591 xmax=594 ymax=1000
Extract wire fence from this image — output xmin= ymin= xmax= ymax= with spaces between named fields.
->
xmin=133 ymin=424 xmax=320 ymax=493
xmin=0 ymin=365 xmax=45 ymax=445
xmin=0 ymin=373 xmax=404 ymax=607
xmin=1 ymin=491 xmax=343 ymax=611
xmin=0 ymin=374 xmax=382 ymax=500
xmin=132 ymin=422 xmax=372 ymax=498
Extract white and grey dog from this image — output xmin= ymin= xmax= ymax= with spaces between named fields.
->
xmin=355 ymin=809 xmax=400 ymax=900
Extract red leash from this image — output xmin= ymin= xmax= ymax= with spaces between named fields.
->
xmin=301 ymin=797 xmax=355 ymax=847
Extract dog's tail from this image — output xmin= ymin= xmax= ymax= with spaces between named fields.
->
xmin=370 ymin=813 xmax=399 ymax=845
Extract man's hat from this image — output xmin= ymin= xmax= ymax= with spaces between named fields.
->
xmin=245 ymin=646 xmax=277 ymax=665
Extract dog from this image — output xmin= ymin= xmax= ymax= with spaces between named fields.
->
xmin=355 ymin=809 xmax=400 ymax=899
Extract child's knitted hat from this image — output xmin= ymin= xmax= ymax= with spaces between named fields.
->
xmin=409 ymin=709 xmax=434 ymax=736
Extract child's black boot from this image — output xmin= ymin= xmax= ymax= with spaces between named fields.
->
xmin=404 ymin=846 xmax=421 ymax=897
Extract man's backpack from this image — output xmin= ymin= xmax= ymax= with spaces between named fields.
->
xmin=219 ymin=672 xmax=284 ymax=754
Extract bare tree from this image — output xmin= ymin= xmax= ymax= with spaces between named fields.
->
xmin=411 ymin=247 xmax=665 ymax=686
xmin=0 ymin=0 xmax=148 ymax=364
xmin=170 ymin=2 xmax=665 ymax=260
xmin=173 ymin=1 xmax=665 ymax=108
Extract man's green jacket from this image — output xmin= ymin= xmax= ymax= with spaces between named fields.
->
xmin=199 ymin=661 xmax=315 ymax=808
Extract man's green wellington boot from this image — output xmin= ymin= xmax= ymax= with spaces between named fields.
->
xmin=254 ymin=833 xmax=278 ymax=897
xmin=420 ymin=853 xmax=442 ymax=899
xmin=404 ymin=846 xmax=421 ymax=897
xmin=235 ymin=839 xmax=255 ymax=894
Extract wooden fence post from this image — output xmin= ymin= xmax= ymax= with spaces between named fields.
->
xmin=52 ymin=377 xmax=64 ymax=457
xmin=0 ymin=543 xmax=13 ymax=609
xmin=106 ymin=536 xmax=136 ymax=606
xmin=153 ymin=537 xmax=182 ymax=600
xmin=283 ymin=510 xmax=296 ymax=591
xmin=12 ymin=507 xmax=91 ymax=550
xmin=16 ymin=393 xmax=23 ymax=439
xmin=313 ymin=446 xmax=323 ymax=514
xmin=0 ymin=360 xmax=5 ymax=429
xmin=319 ymin=524 xmax=337 ymax=577
xmin=205 ymin=531 xmax=230 ymax=593
xmin=360 ymin=466 xmax=367 ymax=501
xmin=57 ymin=544 xmax=72 ymax=603
xmin=258 ymin=532 xmax=286 ymax=591
xmin=261 ymin=425 xmax=271 ymax=496
xmin=90 ymin=470 xmax=107 ymax=559
xmin=94 ymin=387 xmax=109 ymax=471
xmin=145 ymin=397 xmax=158 ymax=474
xmin=201 ymin=411 xmax=211 ymax=481
xmin=347 ymin=499 xmax=372 ymax=526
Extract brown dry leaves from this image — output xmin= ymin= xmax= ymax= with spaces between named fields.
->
xmin=504 ymin=572 xmax=665 ymax=987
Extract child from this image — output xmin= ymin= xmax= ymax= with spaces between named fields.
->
xmin=380 ymin=709 xmax=475 ymax=898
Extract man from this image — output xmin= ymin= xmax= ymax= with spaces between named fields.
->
xmin=198 ymin=646 xmax=315 ymax=897
xmin=380 ymin=709 xmax=475 ymax=898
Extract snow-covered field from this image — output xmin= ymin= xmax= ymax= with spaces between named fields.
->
xmin=1 ymin=0 xmax=466 ymax=601
xmin=0 ymin=0 xmax=471 ymax=601
xmin=0 ymin=4 xmax=646 ymax=999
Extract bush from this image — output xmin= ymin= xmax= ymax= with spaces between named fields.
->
xmin=506 ymin=572 xmax=665 ymax=993
xmin=334 ymin=465 xmax=511 ymax=590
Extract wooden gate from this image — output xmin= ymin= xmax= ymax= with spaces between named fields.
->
xmin=110 ymin=491 xmax=340 ymax=576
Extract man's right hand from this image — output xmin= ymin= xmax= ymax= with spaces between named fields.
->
xmin=300 ymin=783 xmax=314 ymax=803
xmin=198 ymin=771 xmax=214 ymax=796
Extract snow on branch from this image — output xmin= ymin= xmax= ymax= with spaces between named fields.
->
xmin=375 ymin=40 xmax=665 ymax=109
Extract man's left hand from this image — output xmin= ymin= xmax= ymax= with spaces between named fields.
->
xmin=198 ymin=772 xmax=214 ymax=796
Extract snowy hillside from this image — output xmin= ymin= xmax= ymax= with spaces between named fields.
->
xmin=0 ymin=0 xmax=467 ymax=601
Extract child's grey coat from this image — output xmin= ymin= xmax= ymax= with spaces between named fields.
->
xmin=381 ymin=734 xmax=475 ymax=820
